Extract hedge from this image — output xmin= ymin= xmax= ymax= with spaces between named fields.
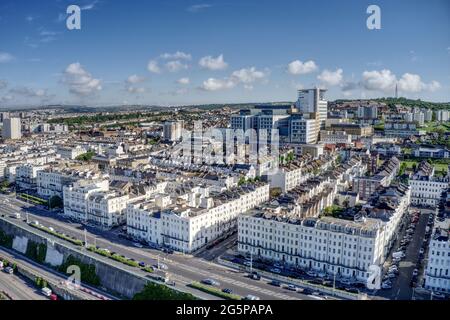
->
xmin=188 ymin=282 xmax=241 ymax=300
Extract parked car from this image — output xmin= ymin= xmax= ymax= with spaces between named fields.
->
xmin=419 ymin=248 xmax=425 ymax=254
xmin=249 ymin=273 xmax=261 ymax=280
xmin=306 ymin=270 xmax=317 ymax=277
xmin=244 ymin=294 xmax=260 ymax=300
xmin=270 ymin=267 xmax=281 ymax=274
xmin=222 ymin=288 xmax=233 ymax=294
xmin=381 ymin=281 xmax=392 ymax=289
xmin=162 ymin=248 xmax=174 ymax=254
xmin=139 ymin=262 xmax=146 ymax=268
xmin=412 ymin=269 xmax=419 ymax=277
xmin=41 ymin=287 xmax=52 ymax=297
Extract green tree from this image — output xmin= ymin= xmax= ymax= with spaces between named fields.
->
xmin=133 ymin=282 xmax=196 ymax=300
xmin=49 ymin=195 xmax=63 ymax=209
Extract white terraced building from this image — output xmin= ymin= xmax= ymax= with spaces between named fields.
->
xmin=424 ymin=217 xmax=450 ymax=293
xmin=126 ymin=182 xmax=270 ymax=253
xmin=63 ymin=179 xmax=110 ymax=221
xmin=238 ymin=184 xmax=411 ymax=282
xmin=238 ymin=213 xmax=385 ymax=282
xmin=409 ymin=163 xmax=449 ymax=206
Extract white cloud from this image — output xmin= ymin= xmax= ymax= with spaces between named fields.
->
xmin=177 ymin=77 xmax=190 ymax=85
xmin=0 ymin=52 xmax=14 ymax=63
xmin=398 ymin=73 xmax=441 ymax=93
xmin=0 ymin=80 xmax=7 ymax=90
xmin=187 ymin=4 xmax=212 ymax=13
xmin=160 ymin=51 xmax=191 ymax=60
xmin=126 ymin=86 xmax=146 ymax=94
xmin=10 ymin=86 xmax=49 ymax=98
xmin=165 ymin=60 xmax=188 ymax=72
xmin=231 ymin=67 xmax=266 ymax=84
xmin=199 ymin=54 xmax=228 ymax=70
xmin=200 ymin=78 xmax=236 ymax=91
xmin=147 ymin=60 xmax=161 ymax=73
xmin=62 ymin=62 xmax=102 ymax=96
xmin=287 ymin=60 xmax=318 ymax=75
xmin=317 ymin=68 xmax=343 ymax=87
xmin=81 ymin=0 xmax=99 ymax=10
xmin=427 ymin=80 xmax=441 ymax=92
xmin=126 ymin=74 xmax=146 ymax=84
xmin=361 ymin=69 xmax=397 ymax=92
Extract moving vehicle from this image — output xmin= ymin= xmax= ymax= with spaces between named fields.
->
xmin=41 ymin=287 xmax=52 ymax=297
xmin=269 ymin=280 xmax=281 ymax=287
xmin=270 ymin=267 xmax=281 ymax=274
xmin=249 ymin=273 xmax=261 ymax=280
xmin=4 ymin=266 xmax=13 ymax=274
xmin=133 ymin=242 xmax=143 ymax=248
xmin=286 ymin=284 xmax=297 ymax=292
xmin=201 ymin=279 xmax=220 ymax=286
xmin=244 ymin=294 xmax=260 ymax=300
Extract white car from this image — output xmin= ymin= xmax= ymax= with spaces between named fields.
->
xmin=133 ymin=242 xmax=144 ymax=248
xmin=244 ymin=295 xmax=260 ymax=300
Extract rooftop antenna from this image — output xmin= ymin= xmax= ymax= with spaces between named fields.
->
xmin=395 ymin=83 xmax=398 ymax=99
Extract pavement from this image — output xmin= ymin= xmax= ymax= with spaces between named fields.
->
xmin=0 ymin=194 xmax=308 ymax=300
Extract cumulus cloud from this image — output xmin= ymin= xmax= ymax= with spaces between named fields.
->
xmin=317 ymin=68 xmax=343 ymax=87
xmin=165 ymin=60 xmax=188 ymax=72
xmin=361 ymin=69 xmax=397 ymax=92
xmin=200 ymin=67 xmax=267 ymax=91
xmin=398 ymin=73 xmax=441 ymax=93
xmin=0 ymin=52 xmax=14 ymax=63
xmin=10 ymin=86 xmax=50 ymax=98
xmin=62 ymin=62 xmax=102 ymax=96
xmin=177 ymin=77 xmax=190 ymax=85
xmin=231 ymin=67 xmax=266 ymax=84
xmin=199 ymin=54 xmax=228 ymax=70
xmin=287 ymin=60 xmax=318 ymax=75
xmin=126 ymin=87 xmax=146 ymax=94
xmin=160 ymin=51 xmax=191 ymax=60
xmin=147 ymin=60 xmax=161 ymax=73
xmin=0 ymin=80 xmax=7 ymax=90
xmin=360 ymin=69 xmax=441 ymax=94
xmin=126 ymin=74 xmax=146 ymax=84
xmin=200 ymin=78 xmax=236 ymax=91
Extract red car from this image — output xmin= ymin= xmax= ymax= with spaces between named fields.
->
xmin=50 ymin=294 xmax=58 ymax=301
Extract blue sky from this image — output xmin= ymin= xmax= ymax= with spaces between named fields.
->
xmin=0 ymin=0 xmax=449 ymax=107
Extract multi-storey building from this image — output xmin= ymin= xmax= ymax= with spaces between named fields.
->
xmin=353 ymin=157 xmax=400 ymax=201
xmin=2 ymin=118 xmax=22 ymax=140
xmin=15 ymin=164 xmax=47 ymax=191
xmin=424 ymin=218 xmax=450 ymax=293
xmin=126 ymin=182 xmax=270 ymax=252
xmin=410 ymin=162 xmax=449 ymax=206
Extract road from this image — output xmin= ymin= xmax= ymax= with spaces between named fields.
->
xmin=0 ymin=194 xmax=308 ymax=300
xmin=377 ymin=207 xmax=432 ymax=300
xmin=0 ymin=269 xmax=47 ymax=300
xmin=0 ymin=247 xmax=108 ymax=300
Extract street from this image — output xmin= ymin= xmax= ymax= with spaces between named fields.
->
xmin=0 ymin=194 xmax=308 ymax=300
xmin=0 ymin=270 xmax=47 ymax=300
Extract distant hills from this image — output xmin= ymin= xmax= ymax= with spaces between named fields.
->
xmin=333 ymin=97 xmax=450 ymax=110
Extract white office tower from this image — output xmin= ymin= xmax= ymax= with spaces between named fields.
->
xmin=163 ymin=120 xmax=184 ymax=142
xmin=295 ymin=88 xmax=328 ymax=131
xmin=289 ymin=114 xmax=317 ymax=144
xmin=424 ymin=109 xmax=433 ymax=122
xmin=2 ymin=117 xmax=22 ymax=140
xmin=435 ymin=110 xmax=449 ymax=122
xmin=357 ymin=105 xmax=378 ymax=119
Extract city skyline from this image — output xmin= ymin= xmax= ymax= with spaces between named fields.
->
xmin=0 ymin=0 xmax=449 ymax=107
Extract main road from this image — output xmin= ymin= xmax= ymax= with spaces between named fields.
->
xmin=0 ymin=194 xmax=309 ymax=300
